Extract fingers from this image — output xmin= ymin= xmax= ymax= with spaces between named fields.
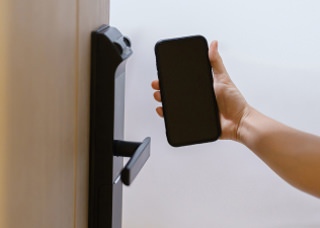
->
xmin=156 ymin=107 xmax=164 ymax=117
xmin=154 ymin=91 xmax=163 ymax=117
xmin=151 ymin=80 xmax=160 ymax=90
xmin=208 ymin=40 xmax=227 ymax=75
xmin=152 ymin=80 xmax=162 ymax=102
xmin=151 ymin=80 xmax=163 ymax=117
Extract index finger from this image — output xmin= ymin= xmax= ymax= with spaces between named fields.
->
xmin=151 ymin=80 xmax=160 ymax=90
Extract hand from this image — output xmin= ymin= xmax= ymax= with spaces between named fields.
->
xmin=152 ymin=40 xmax=251 ymax=141
xmin=153 ymin=41 xmax=320 ymax=198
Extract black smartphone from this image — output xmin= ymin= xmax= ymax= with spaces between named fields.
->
xmin=155 ymin=35 xmax=221 ymax=147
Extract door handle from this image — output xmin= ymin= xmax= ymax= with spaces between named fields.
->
xmin=113 ymin=137 xmax=151 ymax=186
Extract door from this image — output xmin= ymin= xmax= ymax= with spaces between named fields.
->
xmin=0 ymin=0 xmax=109 ymax=227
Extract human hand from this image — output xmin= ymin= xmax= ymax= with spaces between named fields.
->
xmin=152 ymin=40 xmax=251 ymax=141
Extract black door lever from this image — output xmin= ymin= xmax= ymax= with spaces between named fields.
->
xmin=113 ymin=137 xmax=151 ymax=185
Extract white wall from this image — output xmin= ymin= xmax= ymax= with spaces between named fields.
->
xmin=110 ymin=1 xmax=320 ymax=227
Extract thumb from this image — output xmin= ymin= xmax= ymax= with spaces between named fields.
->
xmin=209 ymin=40 xmax=227 ymax=75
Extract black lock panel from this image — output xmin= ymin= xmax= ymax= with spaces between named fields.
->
xmin=89 ymin=25 xmax=150 ymax=228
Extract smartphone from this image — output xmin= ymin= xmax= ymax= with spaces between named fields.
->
xmin=155 ymin=35 xmax=221 ymax=147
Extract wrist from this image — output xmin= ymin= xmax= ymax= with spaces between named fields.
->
xmin=235 ymin=105 xmax=256 ymax=144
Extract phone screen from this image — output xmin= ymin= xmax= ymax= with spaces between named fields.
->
xmin=155 ymin=35 xmax=221 ymax=147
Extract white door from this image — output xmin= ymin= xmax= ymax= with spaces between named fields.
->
xmin=0 ymin=0 xmax=109 ymax=227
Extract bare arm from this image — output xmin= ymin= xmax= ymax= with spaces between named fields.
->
xmin=151 ymin=40 xmax=320 ymax=198
xmin=239 ymin=106 xmax=320 ymax=197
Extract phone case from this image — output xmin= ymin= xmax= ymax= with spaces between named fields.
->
xmin=155 ymin=35 xmax=221 ymax=147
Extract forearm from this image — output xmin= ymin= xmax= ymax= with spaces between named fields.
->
xmin=238 ymin=106 xmax=320 ymax=197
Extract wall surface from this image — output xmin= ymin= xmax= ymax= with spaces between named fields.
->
xmin=110 ymin=0 xmax=320 ymax=227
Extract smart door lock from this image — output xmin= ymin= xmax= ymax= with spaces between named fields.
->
xmin=89 ymin=25 xmax=151 ymax=228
